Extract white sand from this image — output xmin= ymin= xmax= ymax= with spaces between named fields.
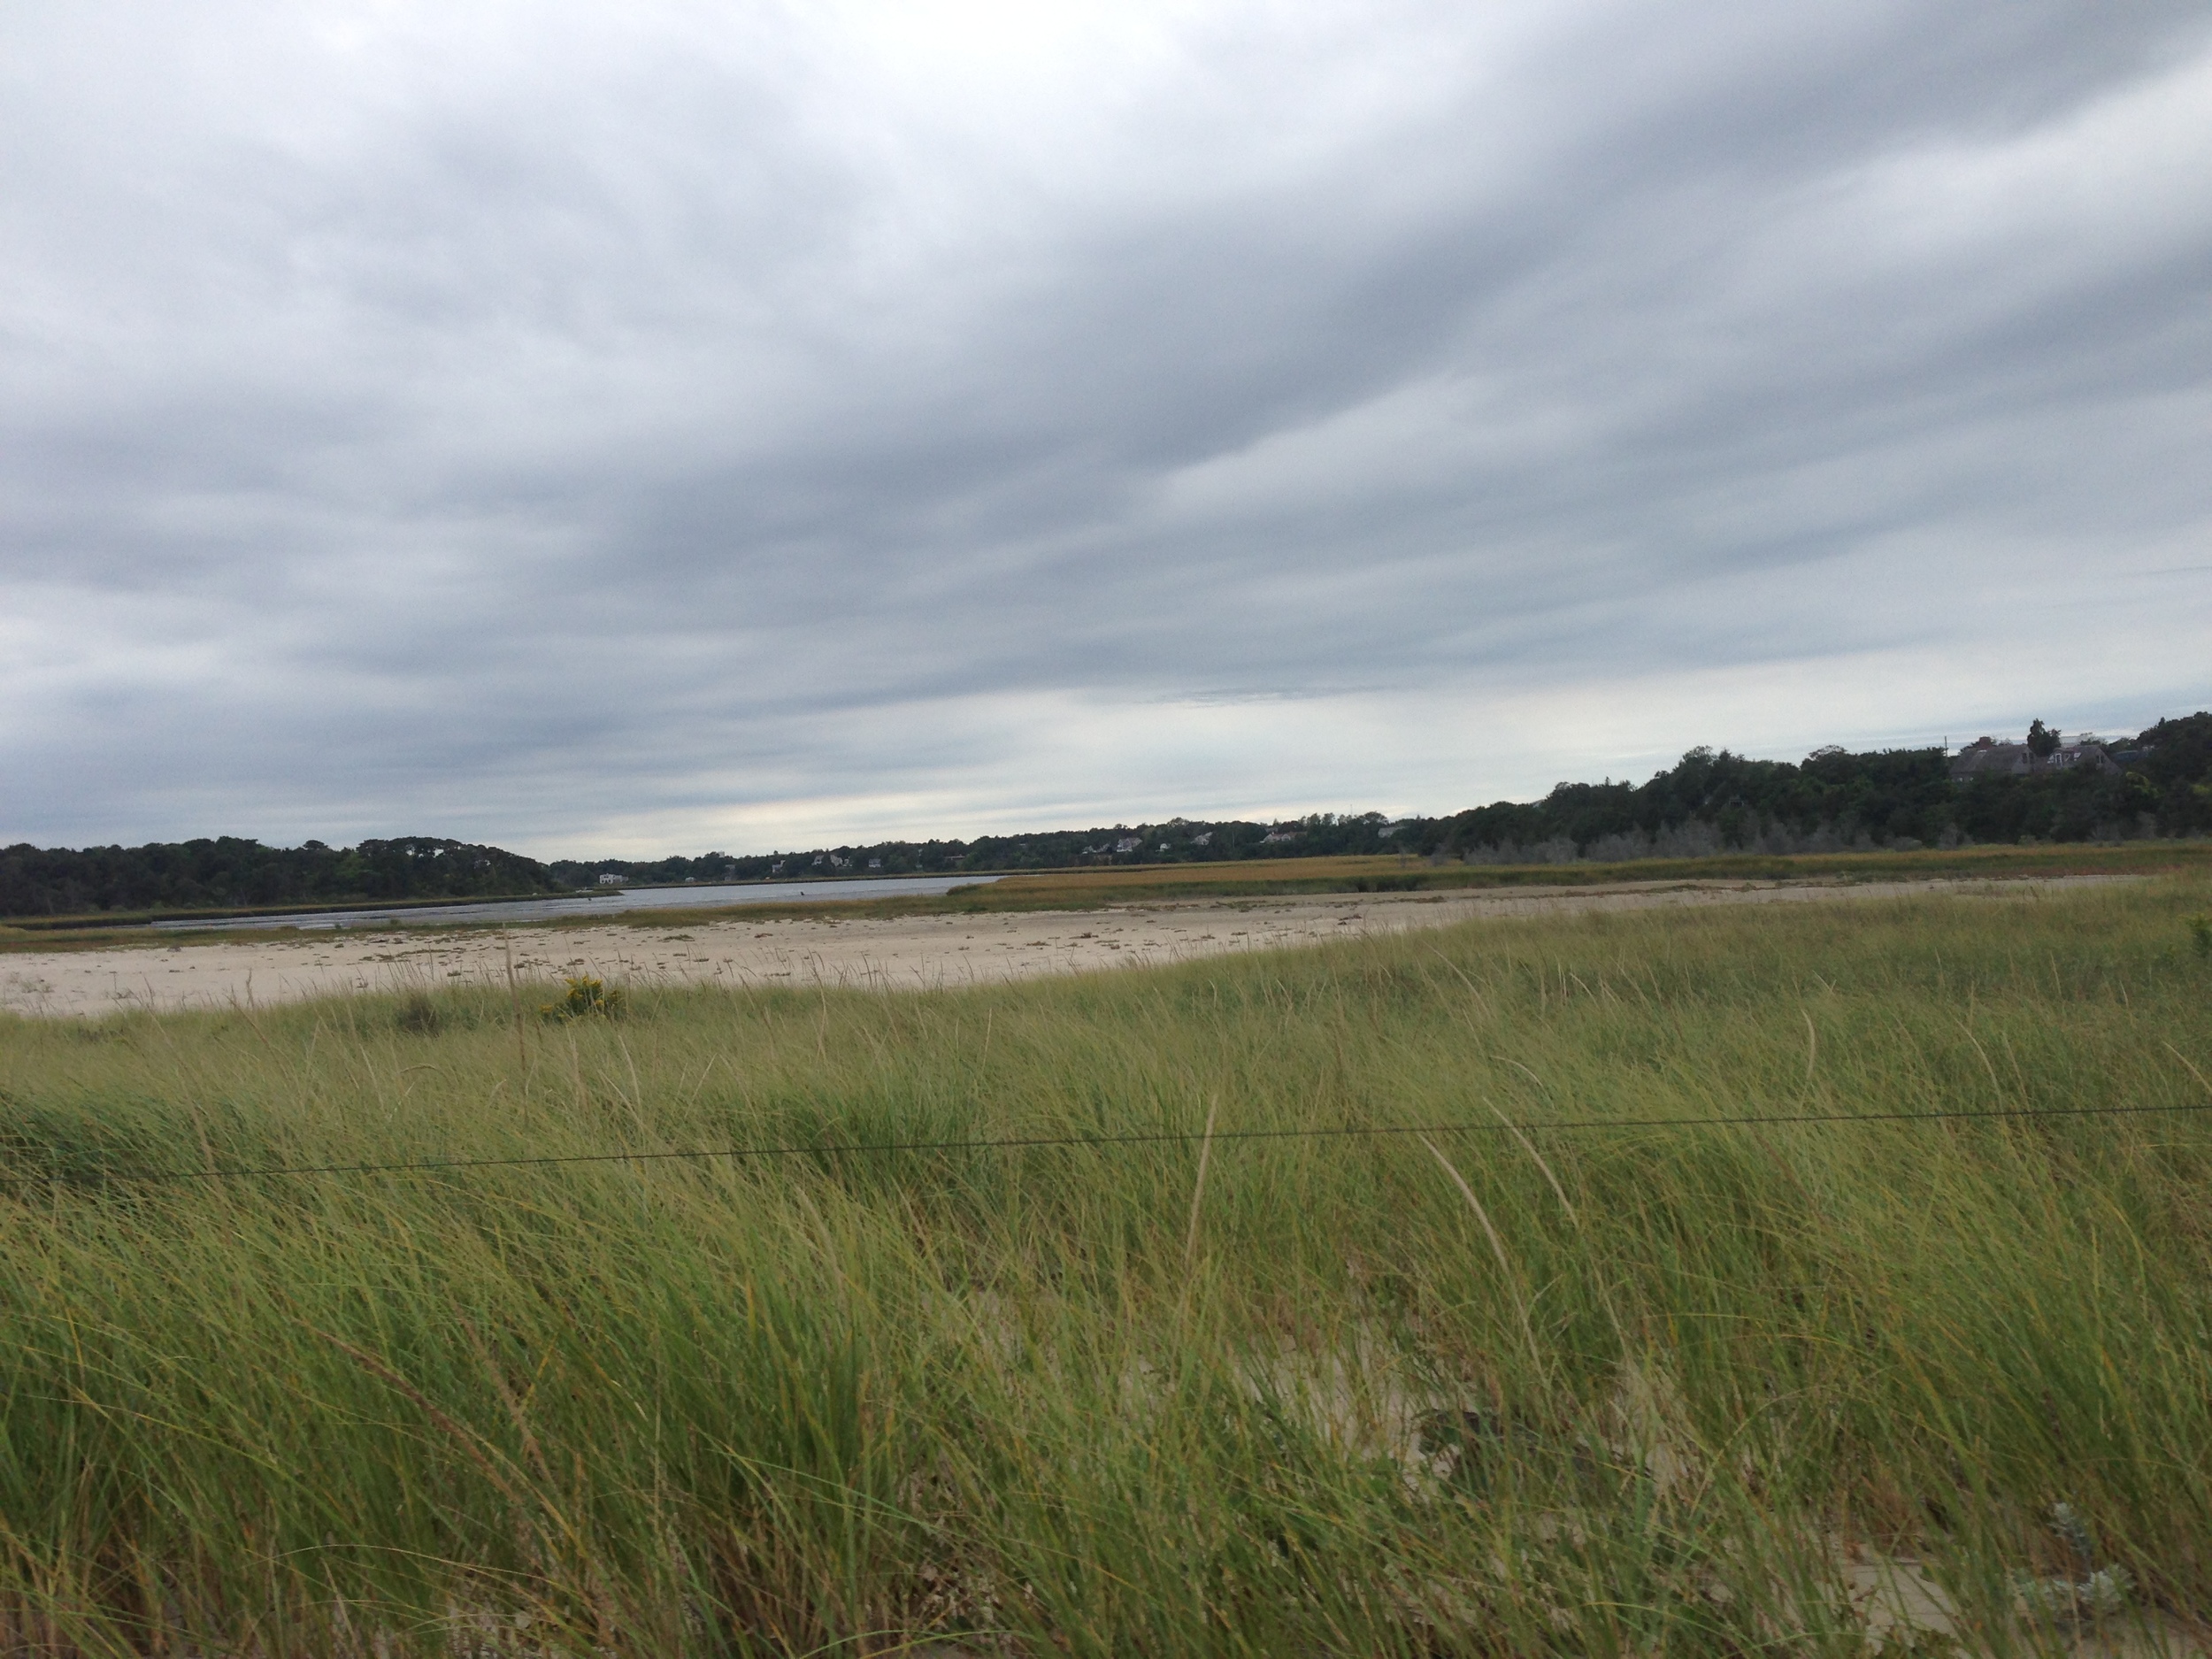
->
xmin=0 ymin=875 xmax=2124 ymax=1019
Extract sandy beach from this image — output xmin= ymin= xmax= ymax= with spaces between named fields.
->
xmin=0 ymin=874 xmax=2124 ymax=1019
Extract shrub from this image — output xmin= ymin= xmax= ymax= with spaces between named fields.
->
xmin=394 ymin=992 xmax=442 ymax=1034
xmin=540 ymin=974 xmax=622 ymax=1020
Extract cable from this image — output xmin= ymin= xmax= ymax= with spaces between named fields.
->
xmin=4 ymin=1095 xmax=2208 ymax=1189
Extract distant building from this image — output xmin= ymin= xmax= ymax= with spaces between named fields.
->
xmin=1263 ymin=827 xmax=1302 ymax=844
xmin=1114 ymin=836 xmax=1143 ymax=854
xmin=1192 ymin=832 xmax=1213 ymax=847
xmin=595 ymin=872 xmax=625 ymax=887
xmin=1948 ymin=739 xmax=2034 ymax=782
xmin=2048 ymin=742 xmax=2118 ymax=775
xmin=868 ymin=857 xmax=883 ymax=870
xmin=1947 ymin=734 xmax=2120 ymax=782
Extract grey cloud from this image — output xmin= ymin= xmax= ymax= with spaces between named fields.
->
xmin=4 ymin=2 xmax=2209 ymax=849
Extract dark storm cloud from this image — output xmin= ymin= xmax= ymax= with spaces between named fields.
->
xmin=3 ymin=2 xmax=2208 ymax=851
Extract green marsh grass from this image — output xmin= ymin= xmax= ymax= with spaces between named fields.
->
xmin=2 ymin=879 xmax=2210 ymax=1655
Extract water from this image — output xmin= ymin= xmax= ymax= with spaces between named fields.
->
xmin=150 ymin=874 xmax=1005 ymax=933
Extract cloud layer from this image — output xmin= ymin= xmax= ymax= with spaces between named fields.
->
xmin=5 ymin=1 xmax=2209 ymax=853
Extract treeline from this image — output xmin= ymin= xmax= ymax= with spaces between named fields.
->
xmin=11 ymin=714 xmax=2209 ymax=918
xmin=557 ymin=711 xmax=2212 ymax=885
xmin=1435 ymin=712 xmax=2211 ymax=864
xmin=0 ymin=837 xmax=564 ymax=919
xmin=541 ymin=813 xmax=1425 ymax=889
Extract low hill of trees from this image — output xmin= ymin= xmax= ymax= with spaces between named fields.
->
xmin=8 ymin=714 xmax=2208 ymax=918
xmin=1433 ymin=711 xmax=2209 ymax=863
xmin=0 ymin=837 xmax=564 ymax=919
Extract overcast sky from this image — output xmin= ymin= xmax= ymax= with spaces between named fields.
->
xmin=4 ymin=2 xmax=2209 ymax=856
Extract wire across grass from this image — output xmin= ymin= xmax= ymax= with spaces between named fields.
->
xmin=3 ymin=875 xmax=2209 ymax=1655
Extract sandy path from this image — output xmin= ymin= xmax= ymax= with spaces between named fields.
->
xmin=0 ymin=875 xmax=2124 ymax=1018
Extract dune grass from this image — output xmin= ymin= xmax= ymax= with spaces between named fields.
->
xmin=2 ymin=878 xmax=2210 ymax=1655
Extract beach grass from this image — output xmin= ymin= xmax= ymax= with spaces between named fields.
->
xmin=3 ymin=876 xmax=2210 ymax=1654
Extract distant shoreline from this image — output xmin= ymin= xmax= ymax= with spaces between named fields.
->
xmin=2 ymin=869 xmax=1020 ymax=933
xmin=0 ymin=872 xmax=2144 ymax=1020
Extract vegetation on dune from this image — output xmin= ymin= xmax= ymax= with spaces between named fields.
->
xmin=4 ymin=879 xmax=2211 ymax=1653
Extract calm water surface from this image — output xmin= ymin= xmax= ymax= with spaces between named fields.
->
xmin=151 ymin=874 xmax=1004 ymax=933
